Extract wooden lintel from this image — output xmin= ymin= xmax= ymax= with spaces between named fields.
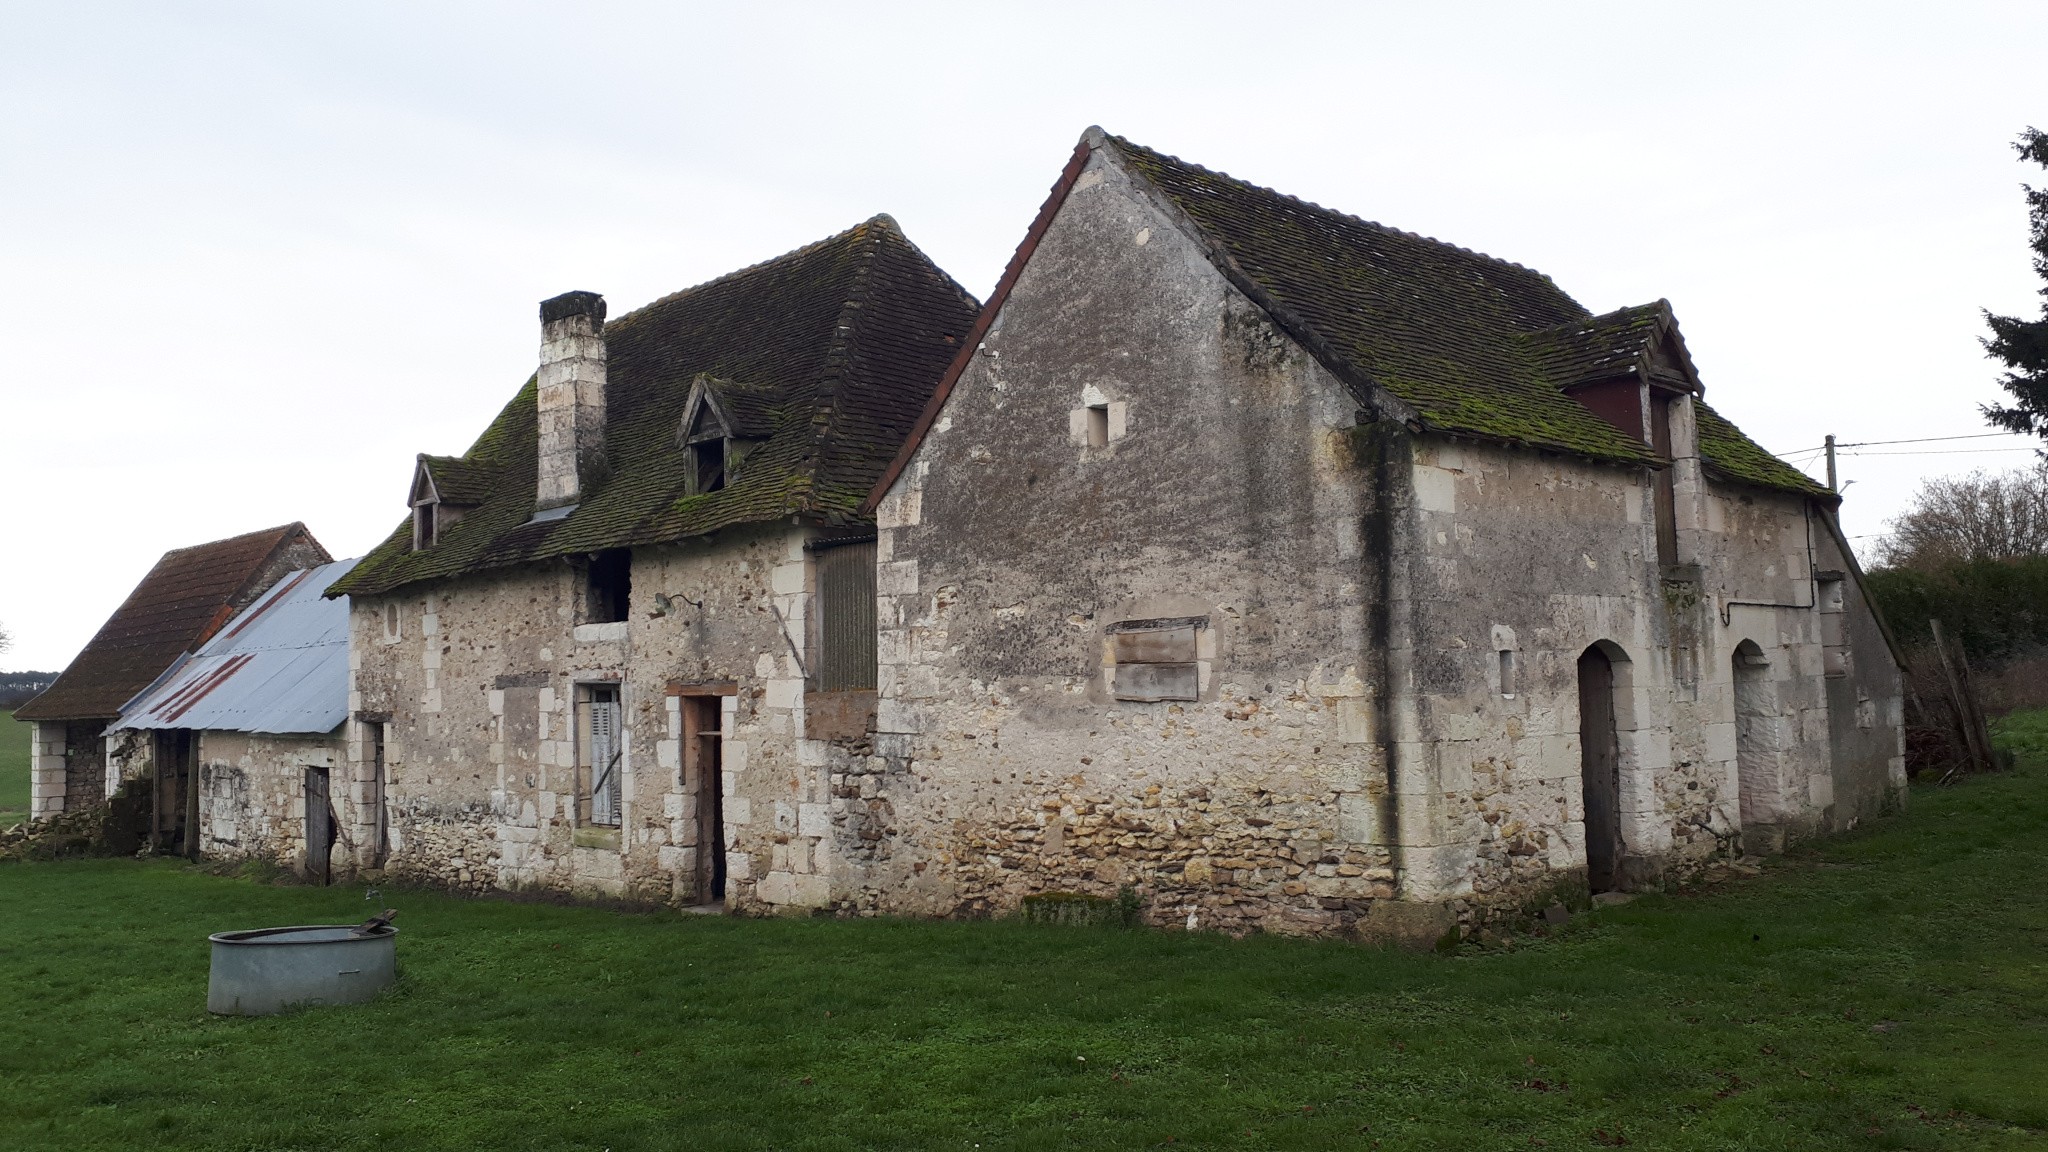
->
xmin=667 ymin=680 xmax=738 ymax=697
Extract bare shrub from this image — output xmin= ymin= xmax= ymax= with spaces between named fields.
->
xmin=1874 ymin=462 xmax=2048 ymax=570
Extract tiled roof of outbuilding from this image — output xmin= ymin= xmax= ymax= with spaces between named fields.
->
xmin=1102 ymin=135 xmax=1810 ymax=494
xmin=1695 ymin=403 xmax=1831 ymax=497
xmin=15 ymin=523 xmax=331 ymax=722
xmin=330 ymin=216 xmax=979 ymax=599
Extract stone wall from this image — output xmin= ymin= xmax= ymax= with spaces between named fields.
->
xmin=866 ymin=141 xmax=1908 ymax=937
xmin=865 ymin=146 xmax=1394 ymax=937
xmin=28 ymin=720 xmax=84 ymax=821
xmin=346 ymin=522 xmax=866 ymax=909
xmin=193 ymin=730 xmax=345 ymax=872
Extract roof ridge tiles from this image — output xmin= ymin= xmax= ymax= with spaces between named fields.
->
xmin=1102 ymin=133 xmax=1565 ymax=289
xmin=606 ymin=214 xmax=903 ymax=334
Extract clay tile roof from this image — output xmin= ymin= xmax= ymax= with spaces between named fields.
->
xmin=1104 ymin=135 xmax=1814 ymax=495
xmin=1523 ymin=302 xmax=1680 ymax=391
xmin=15 ymin=523 xmax=332 ymax=722
xmin=1695 ymin=402 xmax=1831 ymax=497
xmin=330 ymin=215 xmax=980 ymax=600
xmin=695 ymin=376 xmax=796 ymax=440
xmin=417 ymin=455 xmax=495 ymax=506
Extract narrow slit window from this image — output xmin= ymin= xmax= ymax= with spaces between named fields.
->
xmin=1499 ymin=650 xmax=1517 ymax=698
xmin=1817 ymin=575 xmax=1848 ymax=678
xmin=1085 ymin=404 xmax=1109 ymax=448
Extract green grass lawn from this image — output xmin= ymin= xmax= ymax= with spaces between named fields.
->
xmin=1 ymin=709 xmax=30 ymax=829
xmin=2 ymin=755 xmax=2044 ymax=1149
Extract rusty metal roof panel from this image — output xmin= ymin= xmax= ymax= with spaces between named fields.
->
xmin=113 ymin=557 xmax=357 ymax=736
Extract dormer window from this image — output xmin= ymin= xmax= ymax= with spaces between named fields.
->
xmin=408 ymin=454 xmax=483 ymax=552
xmin=409 ymin=460 xmax=442 ymax=552
xmin=679 ymin=374 xmax=777 ymax=496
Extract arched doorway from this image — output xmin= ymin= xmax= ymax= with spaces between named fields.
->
xmin=1578 ymin=644 xmax=1624 ymax=893
xmin=1732 ymin=639 xmax=1778 ymax=852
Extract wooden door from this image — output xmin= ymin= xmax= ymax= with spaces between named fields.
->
xmin=305 ymin=767 xmax=332 ymax=885
xmin=682 ymin=696 xmax=726 ymax=903
xmin=153 ymin=731 xmax=194 ymax=856
xmin=1578 ymin=646 xmax=1622 ymax=893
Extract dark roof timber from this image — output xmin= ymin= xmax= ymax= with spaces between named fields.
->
xmin=15 ymin=523 xmax=331 ymax=722
xmin=868 ymin=128 xmax=1822 ymax=511
xmin=330 ymin=216 xmax=980 ymax=600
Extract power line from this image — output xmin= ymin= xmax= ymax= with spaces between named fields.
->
xmin=1837 ymin=446 xmax=2040 ymax=457
xmin=1772 ymin=430 xmax=2033 ymax=457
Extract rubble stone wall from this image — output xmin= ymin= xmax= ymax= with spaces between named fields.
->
xmin=193 ymin=730 xmax=344 ymax=871
xmin=345 ymin=522 xmax=863 ymax=909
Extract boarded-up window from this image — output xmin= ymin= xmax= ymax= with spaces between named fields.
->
xmin=1111 ymin=617 xmax=1203 ymax=702
xmin=579 ymin=684 xmax=622 ymax=826
xmin=815 ymin=540 xmax=876 ymax=691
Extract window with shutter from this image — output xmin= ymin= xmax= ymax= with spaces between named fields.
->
xmin=581 ymin=685 xmax=623 ymax=827
xmin=814 ymin=540 xmax=877 ymax=691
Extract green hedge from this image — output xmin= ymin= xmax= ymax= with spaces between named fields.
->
xmin=1865 ymin=555 xmax=2048 ymax=660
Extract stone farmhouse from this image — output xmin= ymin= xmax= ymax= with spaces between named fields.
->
xmin=18 ymin=523 xmax=331 ymax=847
xmin=20 ymin=131 xmax=1907 ymax=940
xmin=857 ymin=130 xmax=1905 ymax=939
xmin=323 ymin=216 xmax=981 ymax=905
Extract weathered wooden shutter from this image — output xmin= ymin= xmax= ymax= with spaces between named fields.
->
xmin=589 ymin=692 xmax=621 ymax=826
xmin=816 ymin=541 xmax=877 ymax=692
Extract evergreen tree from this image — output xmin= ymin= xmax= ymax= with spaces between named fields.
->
xmin=1983 ymin=128 xmax=2048 ymax=438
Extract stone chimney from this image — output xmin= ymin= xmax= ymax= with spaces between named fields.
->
xmin=536 ymin=290 xmax=608 ymax=511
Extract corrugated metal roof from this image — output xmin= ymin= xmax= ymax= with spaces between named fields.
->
xmin=113 ymin=557 xmax=358 ymax=736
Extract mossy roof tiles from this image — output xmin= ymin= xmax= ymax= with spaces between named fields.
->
xmin=331 ymin=217 xmax=979 ymax=600
xmin=1106 ymin=136 xmax=1810 ymax=495
xmin=1696 ymin=402 xmax=1832 ymax=498
xmin=416 ymin=455 xmax=494 ymax=506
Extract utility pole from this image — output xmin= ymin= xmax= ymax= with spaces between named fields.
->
xmin=1824 ymin=433 xmax=1837 ymax=493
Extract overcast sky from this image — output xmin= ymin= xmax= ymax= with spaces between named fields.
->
xmin=3 ymin=2 xmax=2044 ymax=672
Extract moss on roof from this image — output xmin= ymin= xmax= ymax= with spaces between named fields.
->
xmin=1695 ymin=402 xmax=1833 ymax=499
xmin=330 ymin=217 xmax=979 ymax=599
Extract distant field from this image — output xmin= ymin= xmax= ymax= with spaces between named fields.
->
xmin=0 ymin=710 xmax=29 ymax=828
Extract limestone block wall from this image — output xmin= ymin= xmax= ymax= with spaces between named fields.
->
xmin=863 ymin=145 xmax=1394 ymax=937
xmin=1393 ymin=433 xmax=1904 ymax=905
xmin=28 ymin=720 xmax=77 ymax=820
xmin=1392 ymin=437 xmax=1698 ymax=904
xmin=193 ymin=730 xmax=344 ymax=869
xmin=346 ymin=522 xmax=862 ymax=908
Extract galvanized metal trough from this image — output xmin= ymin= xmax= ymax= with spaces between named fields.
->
xmin=206 ymin=925 xmax=398 ymax=1015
